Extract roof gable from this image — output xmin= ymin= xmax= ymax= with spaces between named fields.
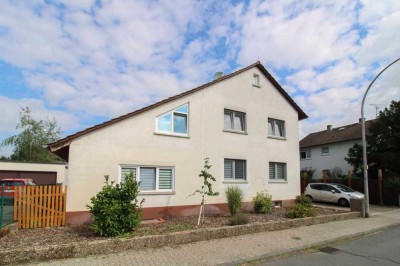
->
xmin=49 ymin=61 xmax=307 ymax=155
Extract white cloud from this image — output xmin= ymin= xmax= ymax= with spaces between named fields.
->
xmin=238 ymin=1 xmax=359 ymax=68
xmin=287 ymin=59 xmax=365 ymax=93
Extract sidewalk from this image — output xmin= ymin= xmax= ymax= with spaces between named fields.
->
xmin=38 ymin=206 xmax=400 ymax=266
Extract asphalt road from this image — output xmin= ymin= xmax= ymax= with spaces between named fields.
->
xmin=263 ymin=225 xmax=400 ymax=266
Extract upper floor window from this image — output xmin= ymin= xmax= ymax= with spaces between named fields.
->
xmin=224 ymin=159 xmax=246 ymax=180
xmin=321 ymin=146 xmax=330 ymax=155
xmin=120 ymin=165 xmax=173 ymax=192
xmin=253 ymin=74 xmax=260 ymax=87
xmin=300 ymin=149 xmax=311 ymax=160
xmin=224 ymin=109 xmax=246 ymax=132
xmin=156 ymin=104 xmax=188 ymax=135
xmin=269 ymin=162 xmax=286 ymax=180
xmin=268 ymin=118 xmax=285 ymax=138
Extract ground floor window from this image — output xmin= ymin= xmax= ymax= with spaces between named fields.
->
xmin=224 ymin=159 xmax=246 ymax=180
xmin=269 ymin=162 xmax=286 ymax=180
xmin=120 ymin=165 xmax=173 ymax=192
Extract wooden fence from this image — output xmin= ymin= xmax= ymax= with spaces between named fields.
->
xmin=13 ymin=185 xmax=67 ymax=229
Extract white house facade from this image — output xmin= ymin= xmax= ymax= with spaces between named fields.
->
xmin=49 ymin=62 xmax=307 ymax=225
xmin=300 ymin=121 xmax=371 ymax=179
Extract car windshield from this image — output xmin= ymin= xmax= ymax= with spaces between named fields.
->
xmin=336 ymin=184 xmax=355 ymax=192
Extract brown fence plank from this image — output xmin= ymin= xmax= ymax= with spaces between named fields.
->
xmin=38 ymin=186 xmax=43 ymax=227
xmin=54 ymin=186 xmax=60 ymax=226
xmin=62 ymin=186 xmax=67 ymax=226
xmin=46 ymin=186 xmax=52 ymax=227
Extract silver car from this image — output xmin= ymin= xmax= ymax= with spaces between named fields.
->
xmin=304 ymin=183 xmax=364 ymax=207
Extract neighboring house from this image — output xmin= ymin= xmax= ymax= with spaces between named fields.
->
xmin=300 ymin=120 xmax=371 ymax=179
xmin=48 ymin=61 xmax=308 ymax=225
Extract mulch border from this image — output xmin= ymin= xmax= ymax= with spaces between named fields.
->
xmin=0 ymin=211 xmax=360 ymax=265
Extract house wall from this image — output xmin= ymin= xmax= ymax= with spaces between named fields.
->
xmin=0 ymin=161 xmax=67 ymax=184
xmin=65 ymin=67 xmax=301 ymax=223
xmin=300 ymin=140 xmax=361 ymax=179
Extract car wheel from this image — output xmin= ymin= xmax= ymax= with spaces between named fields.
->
xmin=338 ymin=198 xmax=349 ymax=207
xmin=305 ymin=195 xmax=313 ymax=201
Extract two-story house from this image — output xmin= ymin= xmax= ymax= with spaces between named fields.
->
xmin=300 ymin=120 xmax=371 ymax=179
xmin=48 ymin=62 xmax=307 ymax=225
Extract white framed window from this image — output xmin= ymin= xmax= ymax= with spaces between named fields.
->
xmin=321 ymin=146 xmax=330 ymax=155
xmin=224 ymin=109 xmax=246 ymax=132
xmin=156 ymin=104 xmax=188 ymax=136
xmin=300 ymin=149 xmax=311 ymax=160
xmin=120 ymin=165 xmax=174 ymax=192
xmin=269 ymin=162 xmax=286 ymax=180
xmin=253 ymin=74 xmax=260 ymax=87
xmin=268 ymin=118 xmax=285 ymax=138
xmin=224 ymin=159 xmax=246 ymax=180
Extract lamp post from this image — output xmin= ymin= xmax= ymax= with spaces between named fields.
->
xmin=361 ymin=57 xmax=400 ymax=218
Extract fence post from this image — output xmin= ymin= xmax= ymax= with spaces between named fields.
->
xmin=0 ymin=184 xmax=4 ymax=228
xmin=323 ymin=170 xmax=328 ymax=183
xmin=302 ymin=172 xmax=308 ymax=194
xmin=378 ymin=169 xmax=383 ymax=206
xmin=348 ymin=170 xmax=352 ymax=188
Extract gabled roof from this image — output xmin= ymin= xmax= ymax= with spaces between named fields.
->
xmin=49 ymin=61 xmax=307 ymax=159
xmin=300 ymin=120 xmax=372 ymax=148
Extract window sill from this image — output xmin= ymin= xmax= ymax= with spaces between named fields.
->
xmin=223 ymin=180 xmax=248 ymax=184
xmin=252 ymin=84 xmax=261 ymax=88
xmin=268 ymin=180 xmax=287 ymax=184
xmin=268 ymin=136 xmax=286 ymax=140
xmin=139 ymin=191 xmax=175 ymax=195
xmin=223 ymin=129 xmax=248 ymax=135
xmin=154 ymin=132 xmax=189 ymax=138
xmin=300 ymin=158 xmax=311 ymax=161
xmin=321 ymin=153 xmax=331 ymax=156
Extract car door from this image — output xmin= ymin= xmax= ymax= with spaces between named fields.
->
xmin=321 ymin=184 xmax=340 ymax=202
xmin=308 ymin=184 xmax=323 ymax=201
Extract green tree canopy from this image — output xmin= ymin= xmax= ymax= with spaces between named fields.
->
xmin=345 ymin=100 xmax=400 ymax=176
xmin=1 ymin=107 xmax=61 ymax=163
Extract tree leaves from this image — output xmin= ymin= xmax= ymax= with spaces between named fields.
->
xmin=1 ymin=107 xmax=61 ymax=162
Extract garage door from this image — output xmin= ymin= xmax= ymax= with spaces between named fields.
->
xmin=0 ymin=171 xmax=57 ymax=185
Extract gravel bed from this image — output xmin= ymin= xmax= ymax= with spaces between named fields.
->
xmin=0 ymin=207 xmax=345 ymax=250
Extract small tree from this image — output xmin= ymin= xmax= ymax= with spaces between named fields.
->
xmin=87 ymin=172 xmax=144 ymax=237
xmin=330 ymin=167 xmax=344 ymax=179
xmin=192 ymin=158 xmax=219 ymax=226
xmin=1 ymin=107 xmax=61 ymax=162
xmin=345 ymin=143 xmax=363 ymax=176
xmin=300 ymin=167 xmax=315 ymax=180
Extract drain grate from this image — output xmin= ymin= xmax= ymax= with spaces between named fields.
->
xmin=319 ymin=246 xmax=341 ymax=254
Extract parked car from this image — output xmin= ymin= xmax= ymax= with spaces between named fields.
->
xmin=0 ymin=178 xmax=37 ymax=197
xmin=304 ymin=183 xmax=364 ymax=207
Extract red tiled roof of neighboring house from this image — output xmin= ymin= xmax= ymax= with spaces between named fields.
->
xmin=48 ymin=61 xmax=308 ymax=158
xmin=300 ymin=120 xmax=372 ymax=148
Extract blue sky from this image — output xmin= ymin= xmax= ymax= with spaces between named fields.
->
xmin=0 ymin=0 xmax=399 ymax=156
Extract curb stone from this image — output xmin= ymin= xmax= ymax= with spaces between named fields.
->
xmin=0 ymin=212 xmax=360 ymax=265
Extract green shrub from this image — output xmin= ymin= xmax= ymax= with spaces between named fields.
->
xmin=286 ymin=203 xmax=315 ymax=218
xmin=295 ymin=195 xmax=313 ymax=207
xmin=229 ymin=213 xmax=249 ymax=226
xmin=225 ymin=186 xmax=244 ymax=216
xmin=87 ymin=172 xmax=144 ymax=237
xmin=253 ymin=191 xmax=272 ymax=214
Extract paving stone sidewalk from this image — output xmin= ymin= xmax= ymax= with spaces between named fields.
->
xmin=37 ymin=206 xmax=400 ymax=266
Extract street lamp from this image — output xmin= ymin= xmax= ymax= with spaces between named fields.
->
xmin=361 ymin=57 xmax=400 ymax=218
